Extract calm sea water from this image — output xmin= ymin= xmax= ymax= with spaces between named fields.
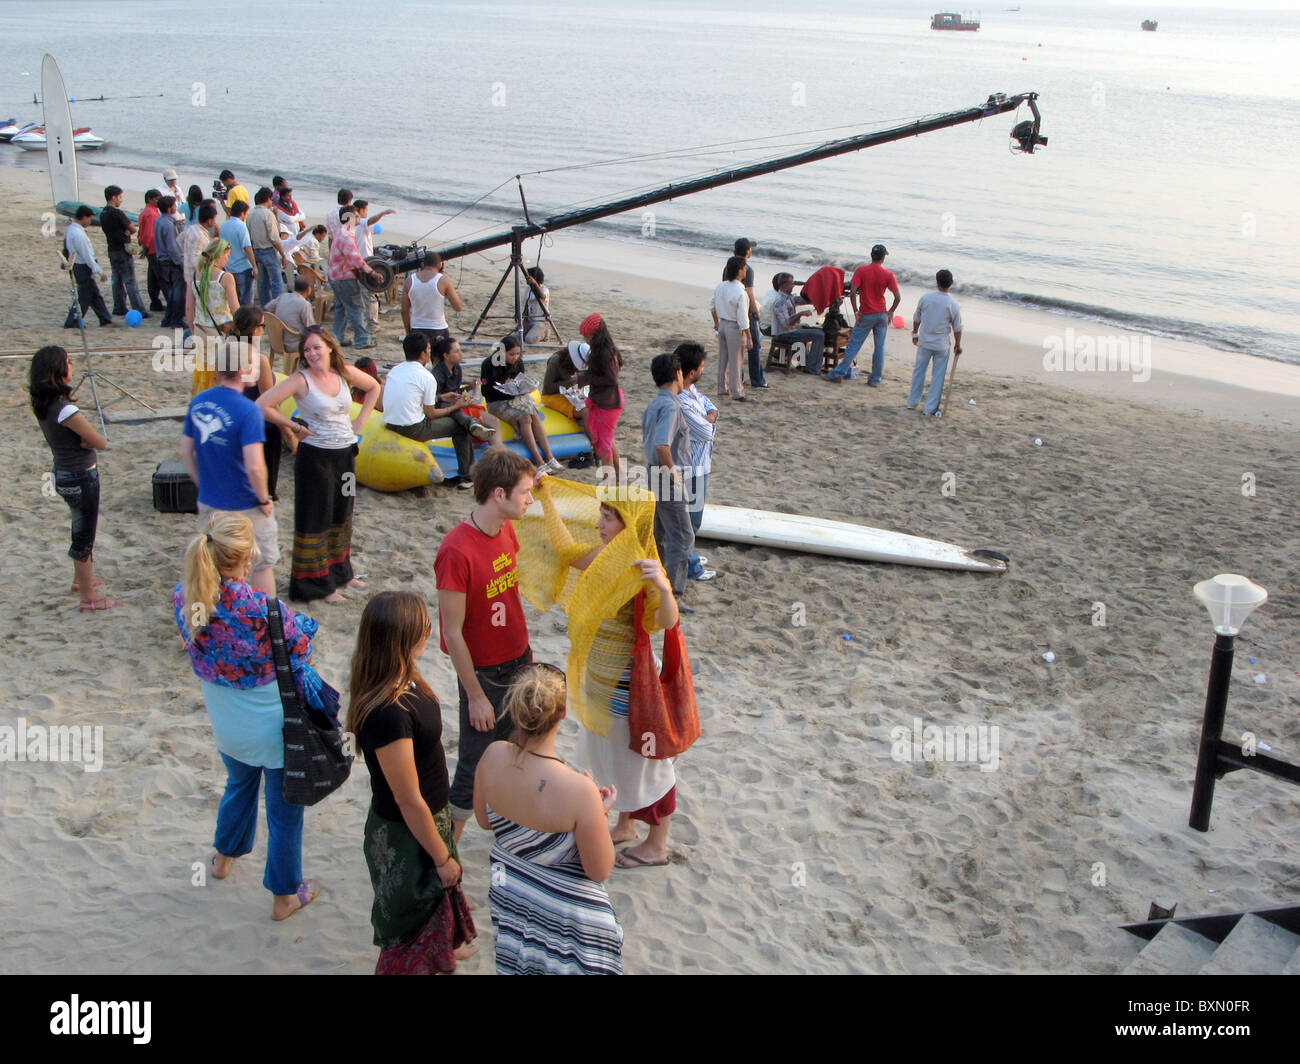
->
xmin=2 ymin=0 xmax=1298 ymax=363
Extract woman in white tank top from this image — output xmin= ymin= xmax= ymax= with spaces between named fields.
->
xmin=257 ymin=326 xmax=381 ymax=602
xmin=402 ymin=251 xmax=463 ymax=337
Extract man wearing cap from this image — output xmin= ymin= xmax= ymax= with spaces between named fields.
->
xmin=156 ymin=168 xmax=183 ymax=203
xmin=828 ymin=244 xmax=901 ymax=384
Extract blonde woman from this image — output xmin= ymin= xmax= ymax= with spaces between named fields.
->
xmin=190 ymin=238 xmax=240 ymax=396
xmin=473 ymin=664 xmax=623 ymax=974
xmin=257 ymin=326 xmax=380 ymax=602
xmin=349 ymin=591 xmax=476 ymax=975
xmin=172 ymin=512 xmax=321 ymax=920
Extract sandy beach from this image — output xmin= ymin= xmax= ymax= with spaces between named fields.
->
xmin=2 ymin=162 xmax=1297 ymax=975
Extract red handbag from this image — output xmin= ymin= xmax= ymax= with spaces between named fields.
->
xmin=627 ymin=592 xmax=701 ymax=759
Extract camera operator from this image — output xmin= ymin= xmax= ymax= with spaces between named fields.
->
xmin=217 ymin=170 xmax=249 ymax=219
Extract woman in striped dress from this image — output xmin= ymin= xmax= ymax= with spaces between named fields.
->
xmin=473 ymin=663 xmax=623 ymax=974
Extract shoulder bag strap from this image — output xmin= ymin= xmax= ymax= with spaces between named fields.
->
xmin=265 ymin=597 xmax=302 ymax=716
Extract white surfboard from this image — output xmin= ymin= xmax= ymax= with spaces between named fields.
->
xmin=697 ymin=504 xmax=1008 ymax=573
xmin=41 ymin=54 xmax=78 ymax=206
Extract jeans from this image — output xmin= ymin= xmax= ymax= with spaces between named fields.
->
xmin=652 ymin=472 xmax=694 ymax=597
xmin=146 ymin=252 xmax=166 ymax=309
xmin=254 ymin=248 xmax=285 ymax=305
xmin=773 ymin=328 xmax=827 ymax=375
xmin=907 ymin=345 xmax=951 ymax=415
xmin=331 ymin=277 xmax=369 ymax=346
xmin=156 ymin=260 xmax=186 ymax=327
xmin=107 ymin=247 xmax=146 ymax=315
xmin=830 ymin=312 xmax=888 ymax=381
xmin=64 ymin=263 xmax=112 ymax=327
xmin=747 ymin=316 xmax=767 ymax=387
xmin=230 ymin=269 xmax=256 ymax=311
xmin=55 ymin=466 xmax=100 ymax=560
xmin=686 ymin=470 xmax=708 ymax=576
xmin=447 ymin=648 xmax=533 ymax=819
xmin=214 ymin=752 xmax=303 ymax=895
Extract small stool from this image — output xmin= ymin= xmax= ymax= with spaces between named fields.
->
xmin=766 ymin=338 xmax=796 ymax=374
xmin=822 ymin=327 xmax=851 ymax=374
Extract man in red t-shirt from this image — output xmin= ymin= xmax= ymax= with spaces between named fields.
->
xmin=828 ymin=243 xmax=902 ymax=385
xmin=435 ymin=446 xmax=539 ymax=837
xmin=138 ymin=189 xmax=166 ymax=312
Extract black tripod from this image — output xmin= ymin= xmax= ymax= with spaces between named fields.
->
xmin=464 ymin=227 xmax=562 ymax=346
xmin=63 ymin=251 xmax=158 ymax=436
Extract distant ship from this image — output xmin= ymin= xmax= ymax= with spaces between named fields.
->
xmin=932 ymin=12 xmax=980 ymax=31
xmin=1141 ymin=19 xmax=1158 ymax=31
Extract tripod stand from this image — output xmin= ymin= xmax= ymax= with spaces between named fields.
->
xmin=63 ymin=251 xmax=159 ymax=436
xmin=463 ymin=227 xmax=562 ymax=346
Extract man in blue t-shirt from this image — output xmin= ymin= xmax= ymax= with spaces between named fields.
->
xmin=218 ymin=200 xmax=257 ymax=310
xmin=180 ymin=341 xmax=280 ymax=592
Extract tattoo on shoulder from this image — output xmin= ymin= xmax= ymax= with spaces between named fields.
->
xmin=538 ymin=779 xmax=547 ymax=793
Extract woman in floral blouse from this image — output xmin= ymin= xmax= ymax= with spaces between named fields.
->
xmin=173 ymin=511 xmax=321 ymax=920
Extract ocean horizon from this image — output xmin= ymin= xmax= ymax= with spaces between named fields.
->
xmin=2 ymin=0 xmax=1297 ymax=365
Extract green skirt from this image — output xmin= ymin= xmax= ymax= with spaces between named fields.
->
xmin=364 ymin=804 xmax=460 ymax=950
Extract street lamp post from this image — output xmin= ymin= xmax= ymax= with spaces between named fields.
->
xmin=1188 ymin=574 xmax=1268 ymax=832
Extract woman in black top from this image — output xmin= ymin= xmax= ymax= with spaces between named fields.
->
xmin=348 ymin=591 xmax=476 ymax=974
xmin=231 ymin=305 xmax=288 ymax=499
xmin=479 ymin=334 xmax=560 ymax=473
xmin=29 ymin=346 xmax=117 ymax=613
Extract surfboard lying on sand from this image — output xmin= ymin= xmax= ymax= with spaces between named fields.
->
xmin=696 ymin=505 xmax=1008 ymax=573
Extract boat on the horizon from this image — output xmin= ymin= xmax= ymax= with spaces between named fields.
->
xmin=1141 ymin=19 xmax=1158 ymax=31
xmin=10 ymin=125 xmax=106 ymax=150
xmin=931 ymin=12 xmax=980 ymax=31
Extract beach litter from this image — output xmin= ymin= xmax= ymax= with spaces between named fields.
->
xmin=1042 ymin=651 xmax=1055 ymax=663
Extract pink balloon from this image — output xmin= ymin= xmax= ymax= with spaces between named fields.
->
xmin=892 ymin=314 xmax=905 ymax=329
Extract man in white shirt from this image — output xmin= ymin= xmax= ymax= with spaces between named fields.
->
xmin=353 ymin=200 xmax=395 ymax=330
xmin=380 ymin=332 xmax=478 ymax=489
xmin=156 ymin=168 xmax=183 ymax=203
xmin=324 ymin=188 xmax=352 ymax=240
xmin=62 ymin=207 xmax=113 ymax=327
xmin=908 ymin=269 xmax=963 ymax=417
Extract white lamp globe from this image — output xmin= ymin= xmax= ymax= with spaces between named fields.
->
xmin=1193 ymin=574 xmax=1268 ymax=636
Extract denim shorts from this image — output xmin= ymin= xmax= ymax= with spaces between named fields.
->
xmin=55 ymin=466 xmax=100 ymax=561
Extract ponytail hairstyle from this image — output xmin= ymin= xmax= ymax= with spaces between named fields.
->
xmin=196 ymin=237 xmax=231 ymax=319
xmin=29 ymin=345 xmax=72 ymax=421
xmin=346 ymin=591 xmax=434 ymax=740
xmin=503 ymin=663 xmax=568 ymax=755
xmin=180 ymin=512 xmax=256 ymax=635
xmin=585 ymin=319 xmax=622 ymax=373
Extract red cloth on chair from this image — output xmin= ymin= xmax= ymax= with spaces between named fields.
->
xmin=801 ymin=266 xmax=846 ymax=314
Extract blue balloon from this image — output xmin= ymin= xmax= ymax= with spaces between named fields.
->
xmin=124 ymin=309 xmax=142 ymax=327
xmin=372 ymin=223 xmax=383 ymax=235
xmin=69 ymin=96 xmax=76 ymax=102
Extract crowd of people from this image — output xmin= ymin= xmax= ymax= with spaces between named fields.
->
xmin=39 ymin=171 xmax=967 ymax=973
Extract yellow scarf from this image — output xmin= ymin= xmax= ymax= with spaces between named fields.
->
xmin=516 ymin=477 xmax=663 ymax=735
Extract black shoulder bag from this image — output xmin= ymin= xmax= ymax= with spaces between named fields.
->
xmin=267 ymin=597 xmax=352 ymax=805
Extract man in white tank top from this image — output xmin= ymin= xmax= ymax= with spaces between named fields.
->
xmin=402 ymin=251 xmax=463 ymax=344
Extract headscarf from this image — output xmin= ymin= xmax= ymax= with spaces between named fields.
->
xmin=516 ymin=477 xmax=662 ymax=735
xmin=196 ymin=238 xmax=231 ymax=323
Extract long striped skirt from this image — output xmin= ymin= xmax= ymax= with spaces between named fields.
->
xmin=289 ymin=441 xmax=356 ymax=601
